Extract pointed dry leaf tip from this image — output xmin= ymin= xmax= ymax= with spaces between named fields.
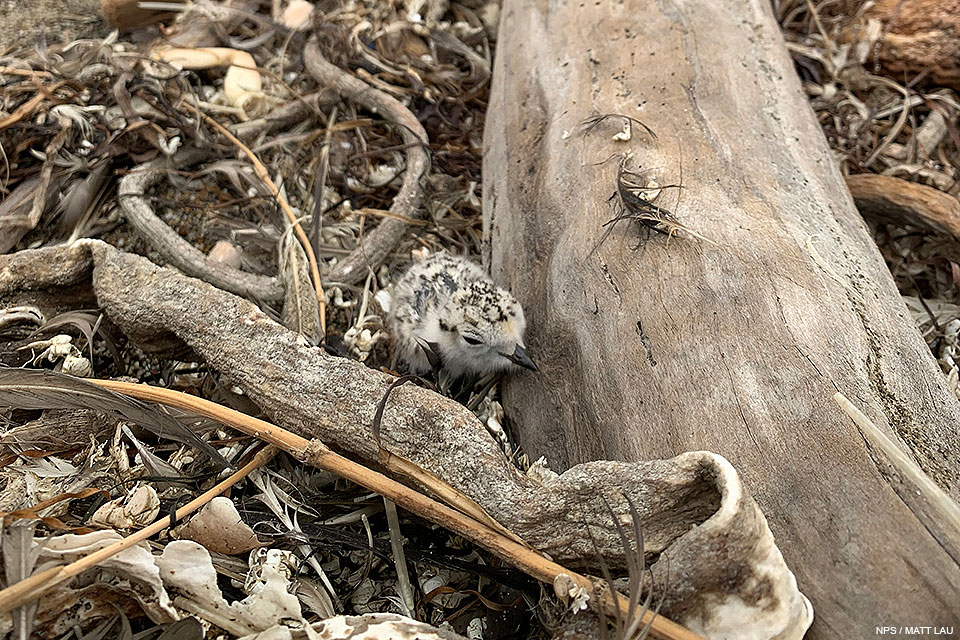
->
xmin=0 ymin=368 xmax=229 ymax=469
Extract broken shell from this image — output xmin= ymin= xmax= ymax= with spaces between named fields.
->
xmin=91 ymin=485 xmax=160 ymax=529
xmin=61 ymin=354 xmax=93 ymax=377
xmin=152 ymin=47 xmax=264 ymax=115
xmin=283 ymin=0 xmax=315 ymax=30
xmin=172 ymin=496 xmax=261 ymax=555
xmin=208 ymin=240 xmax=243 ymax=270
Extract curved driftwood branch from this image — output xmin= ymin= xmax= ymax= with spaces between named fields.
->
xmin=482 ymin=0 xmax=960 ymax=638
xmin=303 ymin=38 xmax=430 ymax=286
xmin=0 ymin=241 xmax=811 ymax=639
xmin=118 ymin=150 xmax=286 ymax=301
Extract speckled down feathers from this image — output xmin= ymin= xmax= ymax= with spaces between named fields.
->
xmin=380 ymin=252 xmax=533 ymax=379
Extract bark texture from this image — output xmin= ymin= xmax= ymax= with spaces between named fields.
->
xmin=858 ymin=0 xmax=960 ymax=90
xmin=483 ymin=1 xmax=960 ymax=638
xmin=846 ymin=173 xmax=960 ymax=237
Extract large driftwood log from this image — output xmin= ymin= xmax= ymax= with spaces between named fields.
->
xmin=0 ymin=241 xmax=811 ymax=639
xmin=483 ymin=1 xmax=960 ymax=638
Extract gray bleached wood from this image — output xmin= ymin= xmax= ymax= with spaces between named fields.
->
xmin=482 ymin=1 xmax=960 ymax=638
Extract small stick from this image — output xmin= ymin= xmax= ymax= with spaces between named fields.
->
xmin=77 ymin=380 xmax=703 ymax=640
xmin=303 ymin=38 xmax=430 ymax=286
xmin=833 ymin=393 xmax=960 ymax=533
xmin=0 ymin=67 xmax=54 ymax=79
xmin=0 ymin=445 xmax=278 ymax=614
xmin=383 ymin=497 xmax=416 ymax=616
xmin=0 ymin=93 xmax=47 ymax=131
xmin=185 ymin=103 xmax=328 ymax=338
xmin=311 ymin=105 xmax=339 ymax=286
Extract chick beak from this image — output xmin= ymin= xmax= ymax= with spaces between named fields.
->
xmin=504 ymin=345 xmax=539 ymax=372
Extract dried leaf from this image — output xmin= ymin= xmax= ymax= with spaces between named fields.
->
xmin=0 ymin=368 xmax=229 ymax=468
xmin=120 ymin=424 xmax=183 ymax=480
xmin=2 ymin=521 xmax=41 ymax=640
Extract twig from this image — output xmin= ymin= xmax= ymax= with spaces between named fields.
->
xmin=0 ymin=93 xmax=48 ymax=131
xmin=0 ymin=67 xmax=54 ymax=79
xmin=833 ymin=393 xmax=960 ymax=534
xmin=118 ymin=150 xmax=286 ymax=301
xmin=186 ymin=104 xmax=328 ymax=337
xmin=304 ymin=37 xmax=430 ymax=286
xmin=845 ymin=173 xmax=960 ymax=237
xmin=0 ymin=445 xmax=278 ymax=614
xmin=311 ymin=104 xmax=339 ymax=321
xmin=383 ymin=497 xmax=416 ymax=616
xmin=80 ymin=379 xmax=703 ymax=640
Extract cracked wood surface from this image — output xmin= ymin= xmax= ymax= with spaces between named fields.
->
xmin=483 ymin=0 xmax=960 ymax=637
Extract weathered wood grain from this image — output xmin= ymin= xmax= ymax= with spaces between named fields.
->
xmin=483 ymin=1 xmax=960 ymax=637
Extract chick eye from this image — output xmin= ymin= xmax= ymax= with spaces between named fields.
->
xmin=462 ymin=335 xmax=483 ymax=346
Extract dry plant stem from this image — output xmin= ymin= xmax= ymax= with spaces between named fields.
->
xmin=845 ymin=173 xmax=960 ymax=237
xmin=188 ymin=105 xmax=327 ymax=336
xmin=311 ymin=104 xmax=339 ymax=336
xmin=91 ymin=379 xmax=520 ymax=545
xmin=118 ymin=150 xmax=286 ymax=301
xmin=383 ymin=497 xmax=415 ymax=616
xmin=230 ymin=91 xmax=337 ymax=138
xmin=303 ymin=37 xmax=430 ymax=285
xmin=83 ymin=379 xmax=701 ymax=640
xmin=0 ymin=67 xmax=54 ymax=78
xmin=0 ymin=93 xmax=47 ymax=131
xmin=0 ymin=445 xmax=279 ymax=615
xmin=833 ymin=393 xmax=960 ymax=535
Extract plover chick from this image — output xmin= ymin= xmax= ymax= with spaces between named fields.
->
xmin=376 ymin=252 xmax=537 ymax=381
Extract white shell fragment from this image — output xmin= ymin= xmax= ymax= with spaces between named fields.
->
xmin=157 ymin=540 xmax=306 ymax=637
xmin=30 ymin=530 xmax=177 ymax=633
xmin=91 ymin=484 xmax=160 ymax=529
xmin=151 ymin=47 xmax=265 ymax=115
xmin=171 ymin=496 xmax=261 ymax=555
xmin=553 ymin=573 xmax=589 ymax=613
xmin=612 ymin=119 xmax=632 ymax=141
xmin=208 ymin=240 xmax=243 ymax=270
xmin=283 ymin=0 xmax=315 ymax=30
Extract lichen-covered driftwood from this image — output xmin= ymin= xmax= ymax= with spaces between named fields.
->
xmin=482 ymin=0 xmax=960 ymax=638
xmin=0 ymin=241 xmax=810 ymax=639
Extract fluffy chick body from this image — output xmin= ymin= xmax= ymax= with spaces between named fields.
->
xmin=379 ymin=252 xmax=536 ymax=380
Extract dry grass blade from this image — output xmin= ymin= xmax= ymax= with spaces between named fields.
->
xmin=1 ymin=521 xmax=40 ymax=640
xmin=588 ymin=495 xmax=664 ymax=640
xmin=593 ymin=156 xmax=714 ymax=254
xmin=0 ymin=445 xmax=278 ymax=616
xmin=0 ymin=368 xmax=228 ymax=468
xmin=579 ymin=113 xmax=657 ymax=140
xmin=30 ymin=310 xmax=103 ymax=363
xmin=610 ymin=161 xmax=708 ymax=242
xmin=120 ymin=424 xmax=182 ymax=480
xmin=383 ymin=497 xmax=415 ymax=616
